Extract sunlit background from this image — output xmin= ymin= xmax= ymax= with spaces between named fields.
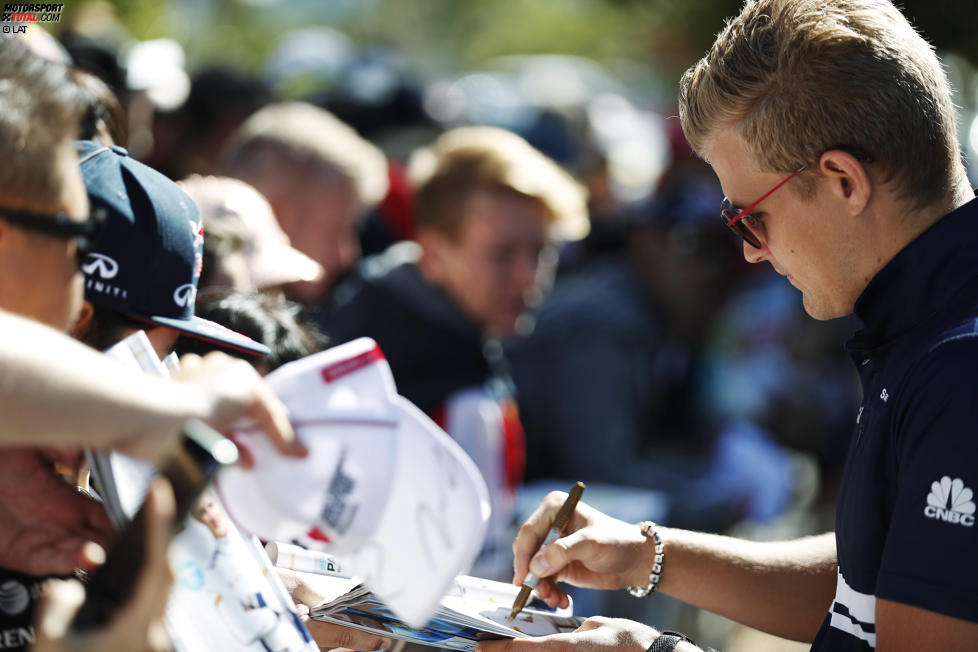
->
xmin=49 ymin=0 xmax=978 ymax=193
xmin=26 ymin=2 xmax=978 ymax=650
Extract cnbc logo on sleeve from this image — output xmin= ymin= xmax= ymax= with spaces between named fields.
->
xmin=924 ymin=476 xmax=975 ymax=527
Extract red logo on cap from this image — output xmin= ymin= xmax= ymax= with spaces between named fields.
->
xmin=190 ymin=219 xmax=205 ymax=249
xmin=306 ymin=526 xmax=332 ymax=543
xmin=321 ymin=346 xmax=385 ymax=383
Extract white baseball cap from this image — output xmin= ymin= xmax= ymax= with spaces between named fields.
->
xmin=178 ymin=175 xmax=324 ymax=289
xmin=215 ymin=338 xmax=491 ymax=627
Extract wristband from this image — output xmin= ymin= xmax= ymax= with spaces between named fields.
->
xmin=646 ymin=631 xmax=696 ymax=652
xmin=628 ymin=521 xmax=664 ymax=598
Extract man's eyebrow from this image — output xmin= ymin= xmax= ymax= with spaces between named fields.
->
xmin=725 ymin=197 xmax=747 ymax=212
xmin=722 ymin=188 xmax=747 ymax=209
xmin=727 ymin=192 xmax=768 ymax=215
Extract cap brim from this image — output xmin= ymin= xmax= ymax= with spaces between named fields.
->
xmin=129 ymin=314 xmax=270 ymax=357
xmin=237 ymin=396 xmax=490 ymax=628
xmin=348 ymin=396 xmax=490 ymax=627
xmin=250 ymin=244 xmax=324 ymax=290
xmin=214 ymin=340 xmax=490 ymax=628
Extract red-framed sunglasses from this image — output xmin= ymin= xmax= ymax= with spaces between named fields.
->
xmin=721 ymin=151 xmax=873 ymax=249
xmin=720 ymin=165 xmax=807 ymax=249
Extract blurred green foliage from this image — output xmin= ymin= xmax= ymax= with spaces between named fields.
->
xmin=77 ymin=0 xmax=978 ymax=87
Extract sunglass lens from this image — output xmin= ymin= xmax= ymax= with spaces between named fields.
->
xmin=720 ymin=209 xmax=761 ymax=249
xmin=732 ymin=221 xmax=761 ymax=249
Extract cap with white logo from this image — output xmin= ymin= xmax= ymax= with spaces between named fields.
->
xmin=77 ymin=141 xmax=269 ymax=356
xmin=215 ymin=337 xmax=491 ymax=627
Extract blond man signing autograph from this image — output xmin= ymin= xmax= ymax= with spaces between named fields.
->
xmin=479 ymin=1 xmax=978 ymax=650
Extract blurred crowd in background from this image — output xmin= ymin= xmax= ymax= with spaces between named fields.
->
xmin=13 ymin=1 xmax=978 ymax=647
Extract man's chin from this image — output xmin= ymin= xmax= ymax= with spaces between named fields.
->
xmin=801 ymin=293 xmax=853 ymax=321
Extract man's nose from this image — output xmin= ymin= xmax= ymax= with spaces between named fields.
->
xmin=743 ymin=238 xmax=769 ymax=264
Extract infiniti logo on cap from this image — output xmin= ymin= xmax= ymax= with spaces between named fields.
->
xmin=173 ymin=283 xmax=197 ymax=308
xmin=82 ymin=253 xmax=119 ymax=279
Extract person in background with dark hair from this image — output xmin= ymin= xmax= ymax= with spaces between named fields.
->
xmin=70 ymin=141 xmax=270 ymax=360
xmin=144 ymin=67 xmax=273 ymax=181
xmin=71 ymin=68 xmax=127 ymax=147
xmin=175 ymin=291 xmax=328 ymax=375
xmin=179 ymin=67 xmax=272 ymax=176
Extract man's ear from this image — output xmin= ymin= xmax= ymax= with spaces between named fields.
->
xmin=415 ymin=228 xmax=453 ymax=284
xmin=819 ymin=150 xmax=872 ymax=216
xmin=70 ymin=300 xmax=94 ymax=341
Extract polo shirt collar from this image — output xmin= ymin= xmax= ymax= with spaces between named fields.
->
xmin=850 ymin=195 xmax=978 ymax=349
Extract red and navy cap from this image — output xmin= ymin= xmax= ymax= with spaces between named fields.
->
xmin=77 ymin=141 xmax=270 ymax=356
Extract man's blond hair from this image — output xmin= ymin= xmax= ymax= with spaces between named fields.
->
xmin=409 ymin=126 xmax=588 ymax=242
xmin=223 ymin=101 xmax=388 ymax=208
xmin=679 ymin=0 xmax=966 ymax=211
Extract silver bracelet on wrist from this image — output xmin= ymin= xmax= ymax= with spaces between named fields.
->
xmin=647 ymin=631 xmax=697 ymax=652
xmin=627 ymin=521 xmax=664 ymax=598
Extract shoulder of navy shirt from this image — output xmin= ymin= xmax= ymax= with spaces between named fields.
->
xmin=811 ymin=195 xmax=978 ymax=651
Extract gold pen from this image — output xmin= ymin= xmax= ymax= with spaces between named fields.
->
xmin=507 ymin=481 xmax=586 ymax=621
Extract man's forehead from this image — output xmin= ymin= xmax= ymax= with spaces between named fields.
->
xmin=706 ymin=127 xmax=769 ymax=206
xmin=296 ymin=177 xmax=359 ymax=215
xmin=56 ymin=143 xmax=89 ymax=221
xmin=463 ymin=190 xmax=548 ymax=229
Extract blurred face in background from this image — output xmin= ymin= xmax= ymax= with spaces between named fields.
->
xmin=192 ymin=494 xmax=229 ymax=538
xmin=420 ymin=189 xmax=551 ymax=336
xmin=0 ymin=143 xmax=88 ymax=332
xmin=269 ymin=174 xmax=362 ymax=304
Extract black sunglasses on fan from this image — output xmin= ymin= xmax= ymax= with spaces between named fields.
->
xmin=0 ymin=206 xmax=107 ymax=268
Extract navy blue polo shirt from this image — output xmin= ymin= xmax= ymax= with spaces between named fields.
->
xmin=811 ymin=196 xmax=978 ymax=650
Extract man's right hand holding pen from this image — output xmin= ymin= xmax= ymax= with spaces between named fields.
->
xmin=477 ymin=491 xmax=703 ymax=652
xmin=512 ymin=490 xmax=662 ymax=608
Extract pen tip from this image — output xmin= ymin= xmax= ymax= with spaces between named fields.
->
xmin=508 ymin=584 xmax=532 ymax=622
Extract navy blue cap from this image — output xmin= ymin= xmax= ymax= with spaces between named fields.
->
xmin=77 ymin=141 xmax=270 ymax=356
